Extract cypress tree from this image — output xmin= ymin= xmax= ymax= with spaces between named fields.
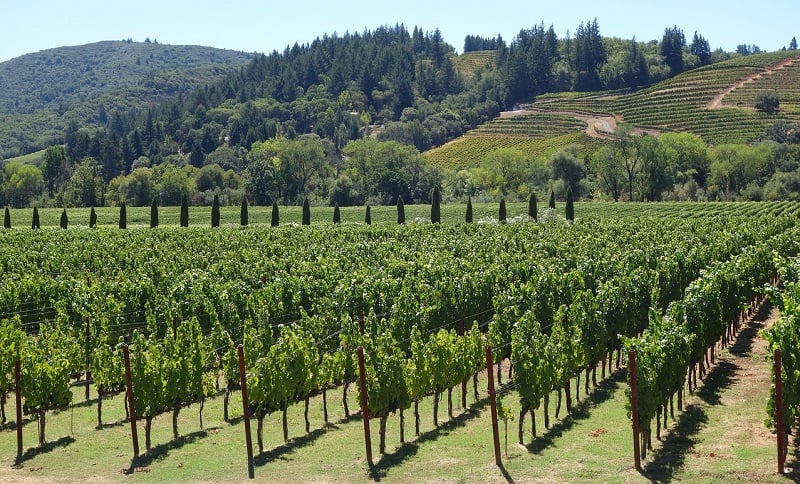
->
xmin=32 ymin=207 xmax=40 ymax=229
xmin=89 ymin=207 xmax=97 ymax=228
xmin=528 ymin=193 xmax=538 ymax=221
xmin=549 ymin=190 xmax=556 ymax=209
xmin=333 ymin=203 xmax=341 ymax=224
xmin=466 ymin=196 xmax=473 ymax=223
xmin=271 ymin=200 xmax=279 ymax=227
xmin=60 ymin=208 xmax=68 ymax=229
xmin=565 ymin=186 xmax=575 ymax=221
xmin=499 ymin=199 xmax=507 ymax=224
xmin=150 ymin=197 xmax=159 ymax=228
xmin=180 ymin=194 xmax=189 ymax=227
xmin=119 ymin=203 xmax=127 ymax=229
xmin=302 ymin=198 xmax=311 ymax=225
xmin=365 ymin=204 xmax=371 ymax=225
xmin=240 ymin=196 xmax=249 ymax=226
xmin=3 ymin=207 xmax=10 ymax=229
xmin=396 ymin=195 xmax=406 ymax=224
xmin=430 ymin=186 xmax=441 ymax=224
xmin=211 ymin=194 xmax=221 ymax=227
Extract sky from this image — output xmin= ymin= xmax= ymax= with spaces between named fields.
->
xmin=1 ymin=0 xmax=797 ymax=63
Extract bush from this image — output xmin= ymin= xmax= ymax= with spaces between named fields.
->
xmin=755 ymin=91 xmax=780 ymax=114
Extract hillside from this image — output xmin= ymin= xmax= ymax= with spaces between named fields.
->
xmin=531 ymin=50 xmax=800 ymax=145
xmin=424 ymin=50 xmax=800 ymax=171
xmin=0 ymin=41 xmax=253 ymax=157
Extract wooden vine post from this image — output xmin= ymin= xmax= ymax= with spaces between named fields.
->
xmin=237 ymin=345 xmax=255 ymax=479
xmin=774 ymin=348 xmax=786 ymax=474
xmin=122 ymin=345 xmax=139 ymax=458
xmin=15 ymin=359 xmax=22 ymax=459
xmin=357 ymin=346 xmax=373 ymax=468
xmin=628 ymin=350 xmax=641 ymax=471
xmin=485 ymin=345 xmax=501 ymax=467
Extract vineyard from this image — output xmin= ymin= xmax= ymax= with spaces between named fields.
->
xmin=533 ymin=51 xmax=800 ymax=145
xmin=2 ymin=201 xmax=800 ymax=481
xmin=425 ymin=132 xmax=601 ymax=171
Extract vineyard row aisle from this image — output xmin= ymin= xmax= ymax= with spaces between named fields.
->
xmin=0 ymin=304 xmax=793 ymax=482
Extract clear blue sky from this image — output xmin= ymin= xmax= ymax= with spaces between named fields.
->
xmin=1 ymin=0 xmax=796 ymax=63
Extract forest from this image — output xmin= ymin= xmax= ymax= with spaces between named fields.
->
xmin=1 ymin=22 xmax=798 ymax=208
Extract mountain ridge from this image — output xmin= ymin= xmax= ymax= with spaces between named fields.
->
xmin=0 ymin=40 xmax=253 ymax=157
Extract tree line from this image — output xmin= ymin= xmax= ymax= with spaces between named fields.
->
xmin=0 ymin=22 xmax=785 ymax=208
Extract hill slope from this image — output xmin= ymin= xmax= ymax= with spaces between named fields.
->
xmin=424 ymin=51 xmax=800 ymax=171
xmin=0 ymin=41 xmax=253 ymax=157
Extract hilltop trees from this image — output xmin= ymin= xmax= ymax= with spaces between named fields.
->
xmin=661 ymin=26 xmax=686 ymax=76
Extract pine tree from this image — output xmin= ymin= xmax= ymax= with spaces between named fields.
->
xmin=60 ymin=208 xmax=68 ymax=229
xmin=333 ymin=203 xmax=341 ymax=224
xmin=499 ymin=199 xmax=507 ymax=224
xmin=466 ymin=196 xmax=473 ymax=223
xmin=365 ymin=204 xmax=372 ymax=225
xmin=549 ymin=190 xmax=556 ymax=209
xmin=89 ymin=207 xmax=97 ymax=228
xmin=302 ymin=198 xmax=311 ymax=225
xmin=430 ymin=186 xmax=441 ymax=224
xmin=150 ymin=197 xmax=158 ymax=228
xmin=240 ymin=197 xmax=249 ymax=226
xmin=271 ymin=201 xmax=279 ymax=227
xmin=32 ymin=207 xmax=40 ymax=229
xmin=397 ymin=195 xmax=406 ymax=224
xmin=3 ymin=207 xmax=10 ymax=229
xmin=180 ymin=194 xmax=189 ymax=227
xmin=565 ymin=186 xmax=575 ymax=221
xmin=211 ymin=194 xmax=221 ymax=227
xmin=528 ymin=193 xmax=538 ymax=221
xmin=119 ymin=203 xmax=127 ymax=229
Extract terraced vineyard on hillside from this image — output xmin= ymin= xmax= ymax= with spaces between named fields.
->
xmin=532 ymin=51 xmax=800 ymax=145
xmin=425 ymin=131 xmax=601 ymax=171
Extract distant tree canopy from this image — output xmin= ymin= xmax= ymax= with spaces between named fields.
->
xmin=755 ymin=91 xmax=781 ymax=114
xmin=661 ymin=26 xmax=686 ymax=76
xmin=463 ymin=34 xmax=504 ymax=52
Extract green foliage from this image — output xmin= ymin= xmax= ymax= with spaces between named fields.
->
xmin=118 ymin=202 xmax=127 ymax=229
xmin=0 ymin=42 xmax=252 ymax=158
xmin=240 ymin=196 xmax=249 ymax=226
xmin=32 ymin=207 xmax=40 ymax=229
xmin=302 ymin=198 xmax=310 ymax=225
xmin=528 ymin=193 xmax=537 ymax=220
xmin=271 ymin=201 xmax=279 ymax=227
xmin=396 ymin=195 xmax=406 ymax=224
xmin=565 ymin=187 xmax=574 ymax=221
xmin=150 ymin=197 xmax=159 ymax=228
xmin=755 ymin=91 xmax=780 ymax=114
xmin=211 ymin=194 xmax=220 ymax=227
xmin=21 ymin=323 xmax=75 ymax=445
xmin=431 ymin=186 xmax=441 ymax=224
xmin=180 ymin=195 xmax=189 ymax=227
